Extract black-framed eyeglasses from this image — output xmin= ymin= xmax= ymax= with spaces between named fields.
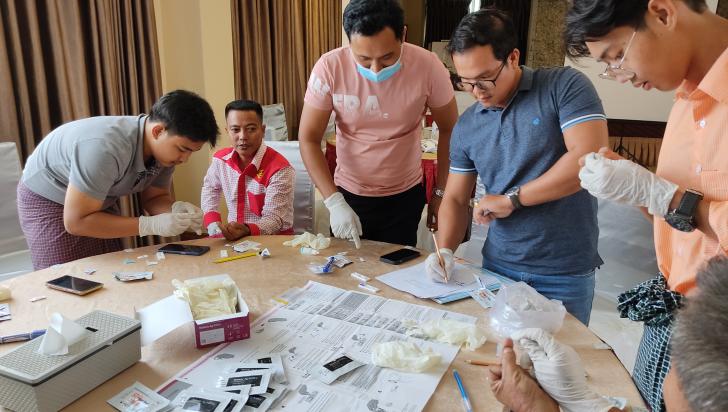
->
xmin=456 ymin=61 xmax=506 ymax=92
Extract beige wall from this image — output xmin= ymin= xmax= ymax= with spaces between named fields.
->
xmin=154 ymin=0 xmax=235 ymax=207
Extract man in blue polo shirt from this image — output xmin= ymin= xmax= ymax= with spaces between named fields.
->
xmin=425 ymin=9 xmax=609 ymax=325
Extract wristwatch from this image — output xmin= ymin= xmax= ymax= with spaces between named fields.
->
xmin=665 ymin=189 xmax=703 ymax=232
xmin=505 ymin=186 xmax=523 ymax=210
xmin=433 ymin=188 xmax=445 ymax=198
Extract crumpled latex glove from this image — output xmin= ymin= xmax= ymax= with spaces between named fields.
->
xmin=371 ymin=340 xmax=441 ymax=373
xmin=172 ymin=201 xmax=203 ymax=235
xmin=425 ymin=248 xmax=454 ymax=283
xmin=283 ymin=232 xmax=331 ymax=250
xmin=139 ymin=213 xmax=193 ymax=237
xmin=172 ymin=278 xmax=238 ymax=320
xmin=579 ymin=153 xmax=678 ymax=217
xmin=207 ymin=221 xmax=222 ymax=237
xmin=324 ymin=192 xmax=362 ymax=248
xmin=512 ymin=328 xmax=617 ymax=412
xmin=404 ymin=318 xmax=486 ymax=350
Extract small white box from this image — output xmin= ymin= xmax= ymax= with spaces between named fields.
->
xmin=0 ymin=310 xmax=141 ymax=412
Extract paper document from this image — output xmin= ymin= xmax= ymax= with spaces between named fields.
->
xmin=376 ymin=261 xmax=486 ymax=299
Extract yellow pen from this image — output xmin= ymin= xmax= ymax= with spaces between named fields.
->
xmin=213 ymin=251 xmax=258 ymax=263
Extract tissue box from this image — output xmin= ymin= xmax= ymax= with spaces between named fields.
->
xmin=137 ymin=274 xmax=250 ymax=349
xmin=0 ymin=310 xmax=141 ymax=412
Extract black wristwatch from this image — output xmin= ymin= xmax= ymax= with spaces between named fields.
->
xmin=665 ymin=189 xmax=703 ymax=232
xmin=505 ymin=186 xmax=523 ymax=210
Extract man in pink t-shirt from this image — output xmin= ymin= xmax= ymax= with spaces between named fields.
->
xmin=299 ymin=0 xmax=458 ymax=248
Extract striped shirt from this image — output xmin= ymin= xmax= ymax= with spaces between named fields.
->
xmin=655 ymin=47 xmax=728 ymax=294
xmin=201 ymin=143 xmax=295 ymax=235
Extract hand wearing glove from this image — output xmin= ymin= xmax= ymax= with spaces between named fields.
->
xmin=324 ymin=192 xmax=362 ymax=248
xmin=207 ymin=221 xmax=222 ymax=237
xmin=171 ymin=201 xmax=203 ymax=235
xmin=425 ymin=248 xmax=454 ymax=283
xmin=579 ymin=153 xmax=678 ymax=217
xmin=512 ymin=328 xmax=617 ymax=412
xmin=139 ymin=213 xmax=193 ymax=237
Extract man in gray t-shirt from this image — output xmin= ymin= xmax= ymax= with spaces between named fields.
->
xmin=17 ymin=90 xmax=219 ymax=269
xmin=425 ymin=10 xmax=609 ymax=325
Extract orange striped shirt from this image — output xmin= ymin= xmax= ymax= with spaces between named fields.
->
xmin=654 ymin=47 xmax=728 ymax=295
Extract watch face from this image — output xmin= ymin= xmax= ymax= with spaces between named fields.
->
xmin=666 ymin=213 xmax=696 ymax=232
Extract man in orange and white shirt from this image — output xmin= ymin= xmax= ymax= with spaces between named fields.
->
xmin=561 ymin=1 xmax=728 ymax=411
xmin=201 ymin=100 xmax=294 ymax=240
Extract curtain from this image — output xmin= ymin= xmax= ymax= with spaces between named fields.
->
xmin=0 ymin=0 xmax=163 ymax=248
xmin=231 ymin=0 xmax=341 ymax=139
xmin=424 ymin=0 xmax=470 ymax=50
xmin=480 ymin=0 xmax=531 ymax=65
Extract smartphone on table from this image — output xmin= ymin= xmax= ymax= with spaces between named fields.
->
xmin=46 ymin=275 xmax=104 ymax=296
xmin=380 ymin=248 xmax=421 ymax=265
xmin=158 ymin=244 xmax=210 ymax=256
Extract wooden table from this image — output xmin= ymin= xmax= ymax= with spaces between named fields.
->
xmin=0 ymin=236 xmax=644 ymax=411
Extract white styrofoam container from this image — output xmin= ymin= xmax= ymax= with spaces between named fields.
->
xmin=0 ymin=310 xmax=141 ymax=412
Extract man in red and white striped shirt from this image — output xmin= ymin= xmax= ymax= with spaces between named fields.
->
xmin=201 ymin=100 xmax=295 ymax=240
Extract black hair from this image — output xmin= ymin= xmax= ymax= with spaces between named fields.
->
xmin=148 ymin=89 xmax=218 ymax=146
xmin=343 ymin=0 xmax=404 ymax=40
xmin=224 ymin=99 xmax=263 ymax=122
xmin=565 ymin=0 xmax=707 ymax=60
xmin=446 ymin=8 xmax=518 ymax=61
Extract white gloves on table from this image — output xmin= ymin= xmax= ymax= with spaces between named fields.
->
xmin=207 ymin=221 xmax=222 ymax=237
xmin=139 ymin=213 xmax=193 ymax=237
xmin=425 ymin=248 xmax=454 ymax=283
xmin=324 ymin=192 xmax=362 ymax=248
xmin=579 ymin=153 xmax=678 ymax=217
xmin=171 ymin=201 xmax=203 ymax=235
xmin=512 ymin=328 xmax=616 ymax=412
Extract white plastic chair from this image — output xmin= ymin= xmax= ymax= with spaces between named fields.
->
xmin=0 ymin=142 xmax=32 ymax=280
xmin=265 ymin=141 xmax=315 ymax=234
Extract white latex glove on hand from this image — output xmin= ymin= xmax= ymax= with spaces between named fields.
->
xmin=139 ymin=213 xmax=193 ymax=237
xmin=425 ymin=248 xmax=454 ymax=283
xmin=324 ymin=192 xmax=362 ymax=248
xmin=171 ymin=201 xmax=203 ymax=235
xmin=207 ymin=221 xmax=222 ymax=237
xmin=512 ymin=328 xmax=616 ymax=412
xmin=579 ymin=153 xmax=678 ymax=217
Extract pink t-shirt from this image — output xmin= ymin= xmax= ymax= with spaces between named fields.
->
xmin=304 ymin=43 xmax=454 ymax=196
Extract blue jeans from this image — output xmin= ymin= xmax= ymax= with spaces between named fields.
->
xmin=484 ymin=260 xmax=596 ymax=326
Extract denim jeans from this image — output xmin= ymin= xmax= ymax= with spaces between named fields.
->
xmin=483 ymin=260 xmax=596 ymax=326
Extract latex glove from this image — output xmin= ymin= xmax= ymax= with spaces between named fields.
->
xmin=324 ymin=192 xmax=362 ymax=248
xmin=139 ymin=213 xmax=193 ymax=237
xmin=512 ymin=328 xmax=616 ymax=412
xmin=579 ymin=153 xmax=678 ymax=217
xmin=207 ymin=221 xmax=222 ymax=237
xmin=172 ymin=201 xmax=203 ymax=235
xmin=425 ymin=248 xmax=454 ymax=283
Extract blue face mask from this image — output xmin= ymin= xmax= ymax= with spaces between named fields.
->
xmin=355 ymin=47 xmax=403 ymax=83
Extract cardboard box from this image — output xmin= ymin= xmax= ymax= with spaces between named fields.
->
xmin=136 ymin=274 xmax=250 ymax=348
xmin=0 ymin=311 xmax=141 ymax=412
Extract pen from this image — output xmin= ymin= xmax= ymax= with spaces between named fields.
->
xmin=453 ymin=370 xmax=473 ymax=412
xmin=465 ymin=359 xmax=497 ymax=366
xmin=213 ymin=251 xmax=258 ymax=263
xmin=431 ymin=228 xmax=449 ymax=282
xmin=1 ymin=329 xmax=46 ymax=344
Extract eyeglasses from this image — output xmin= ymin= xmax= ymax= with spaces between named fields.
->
xmin=456 ymin=61 xmax=506 ymax=92
xmin=599 ymin=31 xmax=637 ymax=81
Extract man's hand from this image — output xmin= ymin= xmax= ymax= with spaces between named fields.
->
xmin=579 ymin=148 xmax=678 ymax=217
xmin=473 ymin=194 xmax=514 ymax=225
xmin=427 ymin=195 xmax=442 ymax=230
xmin=424 ymin=248 xmax=454 ymax=283
xmin=219 ymin=222 xmax=250 ymax=241
xmin=512 ymin=329 xmax=616 ymax=412
xmin=488 ymin=338 xmax=559 ymax=412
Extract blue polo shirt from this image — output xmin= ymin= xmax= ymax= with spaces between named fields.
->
xmin=450 ymin=66 xmax=605 ymax=275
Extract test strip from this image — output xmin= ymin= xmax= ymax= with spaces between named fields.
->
xmin=350 ymin=272 xmax=370 ymax=282
xmin=358 ymin=283 xmax=379 ymax=293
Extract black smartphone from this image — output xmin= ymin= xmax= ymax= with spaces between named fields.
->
xmin=380 ymin=248 xmax=421 ymax=265
xmin=46 ymin=275 xmax=104 ymax=296
xmin=158 ymin=244 xmax=210 ymax=256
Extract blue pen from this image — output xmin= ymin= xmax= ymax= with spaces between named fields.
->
xmin=1 ymin=329 xmax=46 ymax=344
xmin=453 ymin=370 xmax=473 ymax=412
